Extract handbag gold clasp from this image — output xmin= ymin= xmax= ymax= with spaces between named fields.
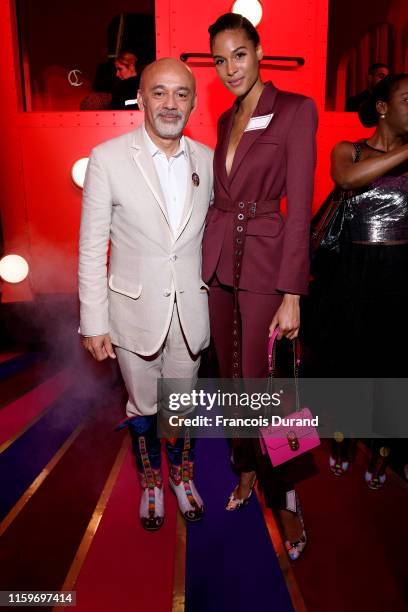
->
xmin=287 ymin=430 xmax=300 ymax=452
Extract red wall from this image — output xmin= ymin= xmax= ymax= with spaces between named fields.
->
xmin=0 ymin=0 xmax=374 ymax=302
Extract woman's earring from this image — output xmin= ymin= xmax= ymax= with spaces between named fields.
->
xmin=380 ymin=114 xmax=386 ymax=119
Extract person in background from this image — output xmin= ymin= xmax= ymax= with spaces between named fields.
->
xmin=110 ymin=51 xmax=140 ymax=110
xmin=345 ymin=62 xmax=390 ymax=112
xmin=80 ymin=61 xmax=115 ymax=110
xmin=319 ymin=74 xmax=408 ymax=486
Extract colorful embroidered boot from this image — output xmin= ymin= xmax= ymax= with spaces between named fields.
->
xmin=169 ymin=461 xmax=204 ymax=522
xmin=166 ymin=428 xmax=204 ymax=521
xmin=138 ymin=465 xmax=164 ymax=531
xmin=116 ymin=415 xmax=164 ymax=530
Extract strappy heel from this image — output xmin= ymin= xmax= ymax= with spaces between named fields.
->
xmin=330 ymin=432 xmax=349 ymax=476
xmin=225 ymin=474 xmax=257 ymax=511
xmin=329 ymin=455 xmax=349 ymax=476
xmin=365 ymin=445 xmax=390 ymax=490
xmin=282 ymin=491 xmax=307 ymax=561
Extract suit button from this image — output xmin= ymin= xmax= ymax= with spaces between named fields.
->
xmin=170 ymin=255 xmax=177 ymax=262
xmin=163 ymin=290 xmax=171 ymax=297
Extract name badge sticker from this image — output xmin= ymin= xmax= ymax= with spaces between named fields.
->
xmin=244 ymin=113 xmax=274 ymax=132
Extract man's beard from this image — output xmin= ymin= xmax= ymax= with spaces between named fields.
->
xmin=154 ymin=111 xmax=185 ymax=138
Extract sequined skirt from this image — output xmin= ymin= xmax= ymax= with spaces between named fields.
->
xmin=309 ymin=242 xmax=408 ymax=378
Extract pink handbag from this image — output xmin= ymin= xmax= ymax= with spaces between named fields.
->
xmin=259 ymin=327 xmax=320 ymax=467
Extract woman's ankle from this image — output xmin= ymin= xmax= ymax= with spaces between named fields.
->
xmin=236 ymin=471 xmax=256 ymax=497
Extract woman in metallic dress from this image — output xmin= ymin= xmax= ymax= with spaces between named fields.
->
xmin=325 ymin=74 xmax=408 ymax=485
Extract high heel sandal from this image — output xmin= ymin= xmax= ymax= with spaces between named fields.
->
xmin=329 ymin=455 xmax=349 ymax=477
xmin=365 ymin=445 xmax=390 ymax=491
xmin=225 ymin=474 xmax=257 ymax=511
xmin=283 ymin=491 xmax=307 ymax=561
xmin=365 ymin=471 xmax=386 ymax=490
xmin=329 ymin=432 xmax=349 ymax=476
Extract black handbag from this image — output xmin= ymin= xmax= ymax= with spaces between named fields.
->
xmin=310 ymin=141 xmax=362 ymax=257
xmin=310 ymin=188 xmax=348 ymax=254
xmin=309 ymin=189 xmax=350 ymax=281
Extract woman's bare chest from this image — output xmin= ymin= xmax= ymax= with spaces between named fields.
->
xmin=225 ymin=115 xmax=250 ymax=177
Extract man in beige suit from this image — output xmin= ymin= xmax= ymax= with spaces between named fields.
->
xmin=79 ymin=58 xmax=213 ymax=531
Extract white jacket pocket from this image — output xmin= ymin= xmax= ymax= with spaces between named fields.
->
xmin=108 ymin=275 xmax=142 ymax=299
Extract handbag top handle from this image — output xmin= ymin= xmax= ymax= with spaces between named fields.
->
xmin=268 ymin=327 xmax=301 ymax=373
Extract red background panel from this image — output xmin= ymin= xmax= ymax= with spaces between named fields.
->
xmin=0 ymin=0 xmax=375 ymax=301
xmin=18 ymin=0 xmax=155 ymax=111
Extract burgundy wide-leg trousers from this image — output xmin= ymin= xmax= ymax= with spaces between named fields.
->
xmin=209 ymin=279 xmax=295 ymax=509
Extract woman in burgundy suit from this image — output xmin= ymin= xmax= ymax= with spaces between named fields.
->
xmin=202 ymin=13 xmax=318 ymax=559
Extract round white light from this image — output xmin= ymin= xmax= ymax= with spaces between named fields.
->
xmin=71 ymin=157 xmax=89 ymax=188
xmin=232 ymin=0 xmax=263 ymax=27
xmin=0 ymin=254 xmax=29 ymax=283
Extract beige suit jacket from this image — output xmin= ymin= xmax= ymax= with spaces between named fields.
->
xmin=79 ymin=126 xmax=213 ymax=356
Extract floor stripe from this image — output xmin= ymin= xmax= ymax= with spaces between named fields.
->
xmin=0 ymin=422 xmax=85 ymax=537
xmin=0 ymin=391 xmax=98 ymax=521
xmin=172 ymin=511 xmax=187 ymax=612
xmin=291 ymin=442 xmax=408 ymax=611
xmin=59 ymin=436 xmax=130 ymax=596
xmin=0 ymin=389 xmax=127 ymax=595
xmin=0 ymin=352 xmax=42 ymax=381
xmin=256 ymin=487 xmax=307 ymax=612
xmin=0 ymin=369 xmax=74 ymax=452
xmin=71 ymin=447 xmax=177 ymax=612
xmin=0 ymin=353 xmax=21 ymax=365
xmin=185 ymin=438 xmax=294 ymax=612
xmin=0 ymin=359 xmax=61 ymax=410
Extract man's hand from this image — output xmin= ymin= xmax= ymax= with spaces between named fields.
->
xmin=82 ymin=334 xmax=116 ymax=361
xmin=269 ymin=294 xmax=300 ymax=340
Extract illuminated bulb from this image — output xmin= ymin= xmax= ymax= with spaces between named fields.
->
xmin=71 ymin=157 xmax=89 ymax=188
xmin=232 ymin=0 xmax=263 ymax=27
xmin=0 ymin=254 xmax=29 ymax=283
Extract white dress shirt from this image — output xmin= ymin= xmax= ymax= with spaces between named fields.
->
xmin=143 ymin=125 xmax=188 ymax=234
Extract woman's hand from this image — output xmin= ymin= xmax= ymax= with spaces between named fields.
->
xmin=269 ymin=294 xmax=300 ymax=340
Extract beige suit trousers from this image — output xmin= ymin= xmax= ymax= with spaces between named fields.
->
xmin=115 ymin=300 xmax=200 ymax=417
